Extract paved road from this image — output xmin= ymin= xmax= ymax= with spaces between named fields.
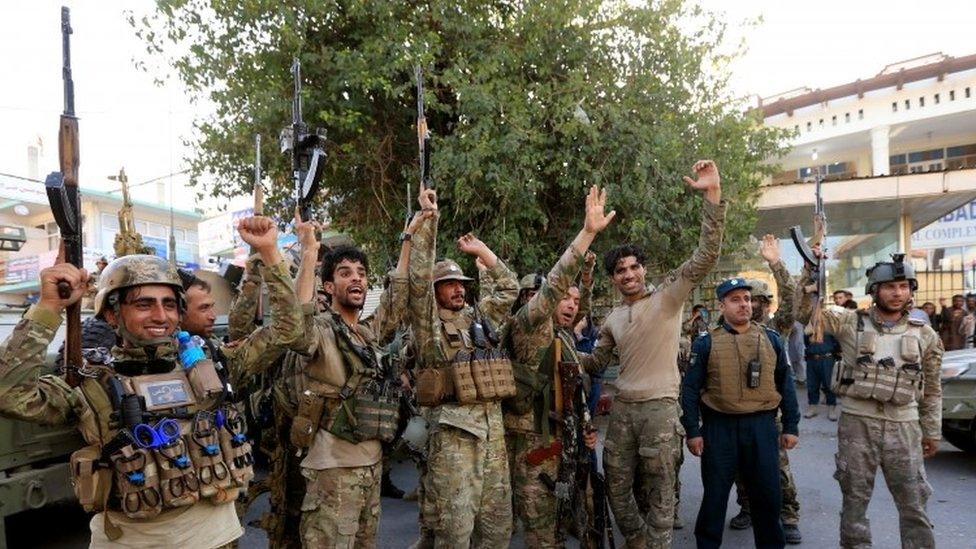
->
xmin=11 ymin=399 xmax=976 ymax=547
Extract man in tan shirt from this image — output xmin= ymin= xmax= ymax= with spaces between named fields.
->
xmin=581 ymin=160 xmax=726 ymax=548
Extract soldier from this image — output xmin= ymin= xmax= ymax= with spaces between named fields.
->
xmin=798 ymin=253 xmax=942 ymax=548
xmin=680 ymin=278 xmax=801 ymax=549
xmin=728 ymin=235 xmax=803 ymax=544
xmin=578 ymin=160 xmax=726 ymax=548
xmin=407 ymin=185 xmax=519 ymax=547
xmin=0 ymin=216 xmax=302 ymax=547
xmin=234 ymin=210 xmax=417 ymax=547
xmin=505 ymin=186 xmax=615 ymax=547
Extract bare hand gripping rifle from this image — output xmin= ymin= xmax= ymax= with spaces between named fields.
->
xmin=280 ymin=57 xmax=326 ymax=222
xmin=45 ymin=6 xmax=83 ymax=387
xmin=789 ymin=170 xmax=827 ymax=343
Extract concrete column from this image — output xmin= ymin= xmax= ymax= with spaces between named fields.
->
xmin=871 ymin=125 xmax=890 ymax=176
xmin=899 ymin=213 xmax=912 ymax=254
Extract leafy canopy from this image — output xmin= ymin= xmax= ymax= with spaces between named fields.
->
xmin=133 ymin=0 xmax=787 ymax=279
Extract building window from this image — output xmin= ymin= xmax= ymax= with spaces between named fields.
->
xmin=819 ymin=118 xmax=824 ymax=127
xmin=892 ymin=102 xmax=898 ymax=112
xmin=831 ymin=115 xmax=837 ymax=126
xmin=947 ymin=143 xmax=976 ymax=169
xmin=919 ymin=96 xmax=925 ymax=107
xmin=934 ymin=93 xmax=940 ymax=104
xmin=845 ymin=112 xmax=851 ymax=123
xmin=967 ymin=87 xmax=972 ymax=98
xmin=794 ymin=124 xmax=799 ymax=134
xmin=806 ymin=121 xmax=812 ymax=131
xmin=904 ymin=99 xmax=911 ymax=110
xmin=858 ymin=109 xmax=864 ymax=119
xmin=950 ymin=90 xmax=956 ymax=100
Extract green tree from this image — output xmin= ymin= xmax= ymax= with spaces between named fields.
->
xmin=133 ymin=0 xmax=787 ymax=278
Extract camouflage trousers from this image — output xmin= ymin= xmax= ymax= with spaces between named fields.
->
xmin=420 ymin=424 xmax=512 ymax=548
xmin=635 ymin=433 xmax=684 ymax=521
xmin=834 ymin=413 xmax=934 ymax=549
xmin=507 ymin=431 xmax=561 ymax=548
xmin=260 ymin=409 xmax=305 ymax=549
xmin=299 ymin=462 xmax=382 ymax=548
xmin=733 ymin=418 xmax=800 ymax=526
xmin=603 ymin=398 xmax=684 ymax=547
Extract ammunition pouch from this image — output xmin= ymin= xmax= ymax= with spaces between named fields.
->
xmin=325 ymin=380 xmax=401 ymax=444
xmin=218 ymin=407 xmax=256 ymax=487
xmin=416 ymin=366 xmax=455 ymax=407
xmin=109 ymin=445 xmax=163 ymax=520
xmin=835 ymin=318 xmax=925 ymax=406
xmin=290 ymin=390 xmax=326 ymax=449
xmin=186 ymin=413 xmax=234 ymax=499
xmin=504 ymin=361 xmax=550 ymax=416
xmin=70 ymin=445 xmax=112 ymax=513
xmin=155 ymin=436 xmax=199 ymax=508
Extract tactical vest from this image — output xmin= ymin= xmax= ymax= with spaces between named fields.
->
xmin=833 ymin=313 xmax=924 ymax=406
xmin=701 ymin=323 xmax=781 ymax=414
xmin=504 ymin=328 xmax=580 ymax=439
xmin=68 ymin=359 xmax=254 ymax=535
xmin=289 ymin=315 xmax=399 ymax=450
xmin=415 ymin=309 xmax=516 ymax=407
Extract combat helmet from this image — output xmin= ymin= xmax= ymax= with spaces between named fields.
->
xmin=519 ymin=273 xmax=543 ymax=292
xmin=746 ymin=278 xmax=774 ymax=301
xmin=94 ymin=254 xmax=185 ymax=317
xmin=864 ymin=253 xmax=918 ymax=296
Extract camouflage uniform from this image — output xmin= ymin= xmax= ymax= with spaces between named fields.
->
xmin=407 ymin=210 xmax=518 ymax=548
xmin=0 ymin=255 xmax=304 ymax=548
xmin=734 ymin=261 xmax=801 ymax=527
xmin=505 ymin=243 xmax=587 ymax=547
xmin=580 ymin=199 xmax=726 ymax=548
xmin=233 ymin=256 xmax=407 ymax=548
xmin=799 ymin=292 xmax=942 ymax=548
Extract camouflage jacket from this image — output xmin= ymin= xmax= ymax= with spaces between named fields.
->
xmin=763 ymin=259 xmax=797 ymax=336
xmin=227 ymin=254 xmax=264 ymax=342
xmin=407 ymin=211 xmax=518 ymax=439
xmin=505 ymin=243 xmax=586 ymax=431
xmin=0 ymin=258 xmax=303 ymax=428
xmin=798 ymin=282 xmax=943 ymax=439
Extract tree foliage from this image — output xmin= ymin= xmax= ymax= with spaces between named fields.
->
xmin=133 ymin=0 xmax=788 ymax=278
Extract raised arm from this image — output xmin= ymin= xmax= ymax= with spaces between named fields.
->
xmin=660 ymin=161 xmax=727 ymax=307
xmin=919 ymin=327 xmax=945 ymax=457
xmin=227 ymin=254 xmax=263 ymax=341
xmin=456 ymin=234 xmax=518 ymax=327
xmin=407 ymin=188 xmax=442 ymax=366
xmin=518 ymin=186 xmax=616 ymax=330
xmin=293 ymin=212 xmax=322 ymax=305
xmin=574 ymin=252 xmax=596 ymax=325
xmin=761 ymin=234 xmax=797 ymax=335
xmin=0 ymin=262 xmax=88 ymax=426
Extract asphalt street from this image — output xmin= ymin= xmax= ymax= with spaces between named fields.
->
xmin=12 ymin=398 xmax=976 ymax=548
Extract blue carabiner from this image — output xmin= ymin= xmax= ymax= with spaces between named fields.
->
xmin=155 ymin=418 xmax=182 ymax=446
xmin=132 ymin=423 xmax=162 ymax=449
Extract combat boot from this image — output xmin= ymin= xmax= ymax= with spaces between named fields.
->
xmin=729 ymin=510 xmax=751 ymax=530
xmin=827 ymin=405 xmax=839 ymax=421
xmin=784 ymin=524 xmax=802 ymax=544
xmin=803 ymin=405 xmax=820 ymax=418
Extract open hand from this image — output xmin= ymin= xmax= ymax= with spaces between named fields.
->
xmin=683 ymin=160 xmax=720 ymax=193
xmin=583 ymin=186 xmax=616 ymax=234
xmin=760 ymin=234 xmax=781 ymax=264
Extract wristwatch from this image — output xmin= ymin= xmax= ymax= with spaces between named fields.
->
xmin=399 ymin=232 xmax=412 ymax=243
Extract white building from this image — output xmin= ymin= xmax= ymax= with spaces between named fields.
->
xmin=0 ymin=173 xmax=202 ymax=305
xmin=756 ymin=52 xmax=976 ymax=300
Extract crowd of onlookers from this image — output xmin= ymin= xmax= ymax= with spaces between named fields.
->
xmin=914 ymin=292 xmax=976 ymax=351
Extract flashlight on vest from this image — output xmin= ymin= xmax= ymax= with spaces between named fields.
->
xmin=747 ymin=359 xmax=761 ymax=389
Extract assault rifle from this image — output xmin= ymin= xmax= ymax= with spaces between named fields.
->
xmin=789 ymin=169 xmax=827 ymax=342
xmin=45 ymin=6 xmax=83 ymax=387
xmin=252 ymin=134 xmax=264 ymax=326
xmin=280 ymin=57 xmax=326 ymax=222
xmin=538 ymin=340 xmax=614 ymax=548
xmin=415 ymin=65 xmax=434 ymax=192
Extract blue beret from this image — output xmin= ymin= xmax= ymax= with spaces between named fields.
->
xmin=716 ymin=277 xmax=752 ymax=300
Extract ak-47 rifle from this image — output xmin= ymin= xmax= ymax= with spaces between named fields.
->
xmin=252 ymin=134 xmax=265 ymax=326
xmin=415 ymin=65 xmax=434 ymax=193
xmin=280 ymin=57 xmax=326 ymax=222
xmin=45 ymin=6 xmax=83 ymax=387
xmin=534 ymin=338 xmax=614 ymax=548
xmin=789 ymin=169 xmax=827 ymax=343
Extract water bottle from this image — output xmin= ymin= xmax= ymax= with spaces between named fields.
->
xmin=177 ymin=331 xmax=206 ymax=369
